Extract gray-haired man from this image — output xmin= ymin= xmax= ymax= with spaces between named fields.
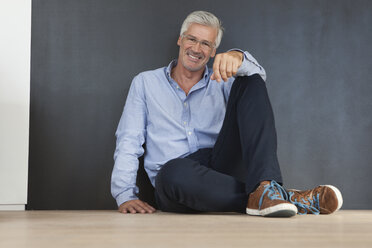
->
xmin=111 ymin=11 xmax=343 ymax=217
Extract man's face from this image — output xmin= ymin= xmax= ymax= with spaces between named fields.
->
xmin=177 ymin=23 xmax=217 ymax=72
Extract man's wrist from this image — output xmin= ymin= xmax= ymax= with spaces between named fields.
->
xmin=227 ymin=49 xmax=245 ymax=62
xmin=237 ymin=51 xmax=244 ymax=61
xmin=227 ymin=50 xmax=242 ymax=58
xmin=115 ymin=190 xmax=139 ymax=207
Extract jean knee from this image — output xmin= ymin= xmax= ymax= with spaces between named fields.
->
xmin=155 ymin=158 xmax=190 ymax=190
xmin=233 ymin=75 xmax=272 ymax=112
xmin=235 ymin=74 xmax=267 ymax=94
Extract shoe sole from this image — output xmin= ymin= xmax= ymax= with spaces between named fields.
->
xmin=246 ymin=203 xmax=297 ymax=217
xmin=322 ymin=184 xmax=343 ymax=211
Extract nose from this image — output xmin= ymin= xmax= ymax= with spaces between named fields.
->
xmin=191 ymin=41 xmax=202 ymax=52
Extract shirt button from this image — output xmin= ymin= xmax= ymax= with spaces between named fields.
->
xmin=176 ymin=86 xmax=179 ymax=89
xmin=188 ymin=131 xmax=192 ymax=135
xmin=184 ymin=102 xmax=187 ymax=107
xmin=183 ymin=121 xmax=187 ymax=125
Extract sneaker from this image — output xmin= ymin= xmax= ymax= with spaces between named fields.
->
xmin=246 ymin=180 xmax=297 ymax=217
xmin=287 ymin=185 xmax=343 ymax=214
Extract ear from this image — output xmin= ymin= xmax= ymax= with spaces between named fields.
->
xmin=177 ymin=36 xmax=182 ymax=46
xmin=210 ymin=48 xmax=216 ymax=58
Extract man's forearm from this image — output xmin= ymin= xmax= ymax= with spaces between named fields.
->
xmin=111 ymin=73 xmax=147 ymax=207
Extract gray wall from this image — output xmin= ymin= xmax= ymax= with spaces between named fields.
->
xmin=28 ymin=0 xmax=372 ymax=210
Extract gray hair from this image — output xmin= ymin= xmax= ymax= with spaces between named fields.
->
xmin=180 ymin=11 xmax=224 ymax=48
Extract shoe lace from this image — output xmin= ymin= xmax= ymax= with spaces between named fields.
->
xmin=288 ymin=192 xmax=320 ymax=215
xmin=259 ymin=181 xmax=289 ymax=210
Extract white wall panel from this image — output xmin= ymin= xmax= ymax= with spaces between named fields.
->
xmin=0 ymin=0 xmax=31 ymax=210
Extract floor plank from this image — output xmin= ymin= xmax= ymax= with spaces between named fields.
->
xmin=0 ymin=210 xmax=371 ymax=247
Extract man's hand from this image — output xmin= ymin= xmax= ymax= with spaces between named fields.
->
xmin=118 ymin=199 xmax=156 ymax=214
xmin=211 ymin=50 xmax=244 ymax=82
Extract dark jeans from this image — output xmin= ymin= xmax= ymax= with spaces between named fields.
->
xmin=154 ymin=74 xmax=282 ymax=213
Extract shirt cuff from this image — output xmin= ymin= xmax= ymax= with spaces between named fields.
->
xmin=115 ymin=187 xmax=139 ymax=207
xmin=227 ymin=48 xmax=266 ymax=81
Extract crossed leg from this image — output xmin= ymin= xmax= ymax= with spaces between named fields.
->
xmin=154 ymin=74 xmax=284 ymax=213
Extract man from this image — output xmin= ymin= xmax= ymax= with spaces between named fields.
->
xmin=111 ymin=11 xmax=343 ymax=217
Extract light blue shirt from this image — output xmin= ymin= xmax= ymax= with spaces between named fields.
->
xmin=111 ymin=50 xmax=266 ymax=206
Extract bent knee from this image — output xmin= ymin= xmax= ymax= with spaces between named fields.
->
xmin=232 ymin=75 xmax=271 ymax=107
xmin=155 ymin=158 xmax=196 ymax=189
xmin=234 ymin=74 xmax=267 ymax=94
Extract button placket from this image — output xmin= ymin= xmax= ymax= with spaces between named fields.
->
xmin=182 ymin=98 xmax=194 ymax=149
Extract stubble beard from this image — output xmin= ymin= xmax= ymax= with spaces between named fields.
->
xmin=181 ymin=49 xmax=210 ymax=72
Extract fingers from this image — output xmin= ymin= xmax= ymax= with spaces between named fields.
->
xmin=212 ymin=55 xmax=222 ymax=82
xmin=120 ymin=204 xmax=145 ymax=214
xmin=128 ymin=205 xmax=138 ymax=214
xmin=118 ymin=200 xmax=156 ymax=214
xmin=226 ymin=60 xmax=233 ymax=79
xmin=144 ymin=202 xmax=156 ymax=212
xmin=219 ymin=57 xmax=228 ymax=82
xmin=136 ymin=201 xmax=155 ymax=213
xmin=134 ymin=203 xmax=147 ymax=213
xmin=212 ymin=51 xmax=243 ymax=82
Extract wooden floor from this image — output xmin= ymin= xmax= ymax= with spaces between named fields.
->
xmin=1 ymin=210 xmax=371 ymax=248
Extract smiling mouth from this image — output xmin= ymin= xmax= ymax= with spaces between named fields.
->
xmin=186 ymin=51 xmax=203 ymax=62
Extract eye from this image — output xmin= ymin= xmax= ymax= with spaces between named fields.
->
xmin=202 ymin=41 xmax=211 ymax=48
xmin=188 ymin=37 xmax=197 ymax=42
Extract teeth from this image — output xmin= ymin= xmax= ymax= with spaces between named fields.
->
xmin=189 ymin=54 xmax=199 ymax=60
